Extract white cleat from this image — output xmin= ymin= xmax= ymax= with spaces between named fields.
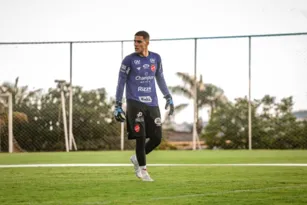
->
xmin=141 ymin=169 xmax=154 ymax=182
xmin=130 ymin=155 xmax=142 ymax=178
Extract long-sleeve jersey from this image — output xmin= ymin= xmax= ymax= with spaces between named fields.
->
xmin=115 ymin=51 xmax=170 ymax=106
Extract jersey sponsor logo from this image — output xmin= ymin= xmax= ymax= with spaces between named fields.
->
xmin=139 ymin=96 xmax=152 ymax=103
xmin=135 ymin=76 xmax=154 ymax=81
xmin=138 ymin=86 xmax=151 ymax=93
xmin=143 ymin=64 xmax=150 ymax=69
xmin=151 ymin=64 xmax=156 ymax=72
xmin=150 ymin=58 xmax=155 ymax=63
xmin=134 ymin=60 xmax=141 ymax=65
xmin=135 ymin=75 xmax=154 ymax=83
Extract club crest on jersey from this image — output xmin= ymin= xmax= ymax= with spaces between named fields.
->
xmin=151 ymin=64 xmax=156 ymax=72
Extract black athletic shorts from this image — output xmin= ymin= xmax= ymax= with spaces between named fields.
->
xmin=126 ymin=99 xmax=162 ymax=140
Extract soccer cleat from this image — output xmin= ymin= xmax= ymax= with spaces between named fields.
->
xmin=141 ymin=169 xmax=154 ymax=182
xmin=130 ymin=155 xmax=142 ymax=178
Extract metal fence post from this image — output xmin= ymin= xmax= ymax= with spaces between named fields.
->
xmin=69 ymin=42 xmax=77 ymax=151
xmin=8 ymin=93 xmax=13 ymax=153
xmin=69 ymin=42 xmax=73 ymax=150
xmin=248 ymin=37 xmax=252 ymax=150
xmin=120 ymin=41 xmax=124 ymax=151
xmin=193 ymin=38 xmax=198 ymax=150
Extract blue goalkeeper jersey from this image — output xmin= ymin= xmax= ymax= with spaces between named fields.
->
xmin=115 ymin=51 xmax=170 ymax=106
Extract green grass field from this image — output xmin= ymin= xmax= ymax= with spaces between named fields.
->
xmin=0 ymin=150 xmax=307 ymax=205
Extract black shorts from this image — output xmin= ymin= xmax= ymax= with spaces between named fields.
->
xmin=126 ymin=99 xmax=162 ymax=140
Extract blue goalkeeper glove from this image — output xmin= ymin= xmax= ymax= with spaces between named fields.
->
xmin=164 ymin=94 xmax=174 ymax=116
xmin=114 ymin=101 xmax=126 ymax=122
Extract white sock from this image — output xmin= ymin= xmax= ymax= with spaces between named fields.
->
xmin=133 ymin=155 xmax=137 ymax=161
xmin=140 ymin=165 xmax=147 ymax=170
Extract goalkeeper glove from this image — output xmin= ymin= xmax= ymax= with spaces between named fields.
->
xmin=164 ymin=94 xmax=174 ymax=116
xmin=114 ymin=101 xmax=126 ymax=122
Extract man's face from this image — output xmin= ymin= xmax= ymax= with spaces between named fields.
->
xmin=134 ymin=36 xmax=148 ymax=54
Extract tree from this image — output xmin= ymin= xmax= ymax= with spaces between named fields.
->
xmin=1 ymin=78 xmax=127 ymax=151
xmin=202 ymin=95 xmax=307 ymax=149
xmin=168 ymin=72 xmax=227 ymax=133
xmin=202 ymin=97 xmax=253 ymax=149
xmin=0 ymin=77 xmax=41 ymax=151
xmin=1 ymin=77 xmax=42 ymax=110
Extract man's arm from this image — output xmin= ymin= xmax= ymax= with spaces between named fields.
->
xmin=155 ymin=55 xmax=170 ymax=96
xmin=115 ymin=57 xmax=131 ymax=103
xmin=155 ymin=55 xmax=174 ymax=115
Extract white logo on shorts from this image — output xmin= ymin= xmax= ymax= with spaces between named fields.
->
xmin=154 ymin=118 xmax=162 ymax=126
xmin=135 ymin=112 xmax=144 ymax=122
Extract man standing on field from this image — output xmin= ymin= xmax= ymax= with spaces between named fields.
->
xmin=114 ymin=31 xmax=174 ymax=181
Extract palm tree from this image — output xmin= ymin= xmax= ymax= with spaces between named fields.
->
xmin=168 ymin=72 xmax=227 ymax=133
xmin=1 ymin=77 xmax=42 ymax=109
xmin=0 ymin=77 xmax=41 ymax=151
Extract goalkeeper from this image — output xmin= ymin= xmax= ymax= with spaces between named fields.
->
xmin=114 ymin=31 xmax=174 ymax=182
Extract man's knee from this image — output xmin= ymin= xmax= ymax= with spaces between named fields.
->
xmin=154 ymin=128 xmax=162 ymax=145
xmin=150 ymin=134 xmax=162 ymax=146
xmin=154 ymin=137 xmax=162 ymax=146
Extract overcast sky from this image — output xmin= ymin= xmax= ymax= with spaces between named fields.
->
xmin=0 ymin=0 xmax=307 ymax=123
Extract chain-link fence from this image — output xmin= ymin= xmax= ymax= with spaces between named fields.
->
xmin=0 ymin=33 xmax=307 ymax=152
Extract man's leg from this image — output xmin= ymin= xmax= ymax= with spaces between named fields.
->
xmin=135 ymin=136 xmax=146 ymax=167
xmin=130 ymin=106 xmax=162 ymax=182
xmin=145 ymin=131 xmax=162 ymax=154
xmin=145 ymin=106 xmax=162 ymax=155
xmin=126 ymin=100 xmax=153 ymax=181
xmin=134 ymin=116 xmax=154 ymax=181
xmin=131 ymin=129 xmax=154 ymax=182
xmin=126 ymin=100 xmax=146 ymax=178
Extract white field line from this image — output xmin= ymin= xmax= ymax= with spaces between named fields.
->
xmin=81 ymin=184 xmax=307 ymax=205
xmin=25 ymin=184 xmax=307 ymax=205
xmin=0 ymin=163 xmax=307 ymax=168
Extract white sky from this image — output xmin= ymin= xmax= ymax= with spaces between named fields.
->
xmin=0 ymin=0 xmax=307 ymax=123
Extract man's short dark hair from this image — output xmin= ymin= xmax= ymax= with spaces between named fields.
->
xmin=135 ymin=31 xmax=150 ymax=40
